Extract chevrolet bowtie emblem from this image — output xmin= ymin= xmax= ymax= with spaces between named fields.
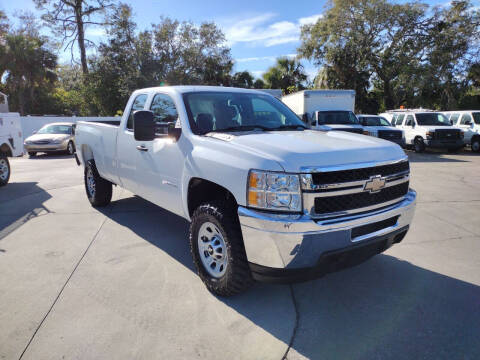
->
xmin=364 ymin=175 xmax=386 ymax=193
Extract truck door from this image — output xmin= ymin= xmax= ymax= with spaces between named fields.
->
xmin=458 ymin=113 xmax=474 ymax=143
xmin=133 ymin=92 xmax=185 ymax=217
xmin=116 ymin=93 xmax=148 ymax=193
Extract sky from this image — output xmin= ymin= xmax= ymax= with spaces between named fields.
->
xmin=0 ymin=0 xmax=477 ymax=80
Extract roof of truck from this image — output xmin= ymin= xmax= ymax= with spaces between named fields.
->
xmin=132 ymin=85 xmax=275 ymax=95
xmin=281 ymin=89 xmax=355 ymax=99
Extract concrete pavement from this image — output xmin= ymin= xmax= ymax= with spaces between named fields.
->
xmin=0 ymin=151 xmax=479 ymax=359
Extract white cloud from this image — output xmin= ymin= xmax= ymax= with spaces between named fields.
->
xmin=235 ymin=53 xmax=296 ymax=63
xmin=222 ymin=12 xmax=323 ymax=48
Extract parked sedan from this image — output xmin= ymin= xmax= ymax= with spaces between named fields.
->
xmin=24 ymin=122 xmax=76 ymax=157
xmin=358 ymin=114 xmax=405 ymax=147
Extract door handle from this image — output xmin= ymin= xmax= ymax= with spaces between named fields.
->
xmin=136 ymin=145 xmax=148 ymax=152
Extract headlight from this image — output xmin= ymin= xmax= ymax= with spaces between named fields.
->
xmin=51 ymin=139 xmax=63 ymax=144
xmin=247 ymin=170 xmax=301 ymax=212
xmin=24 ymin=140 xmax=31 ymax=145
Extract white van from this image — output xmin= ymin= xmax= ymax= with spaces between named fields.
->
xmin=282 ymin=90 xmax=364 ymax=134
xmin=389 ymin=110 xmax=464 ymax=153
xmin=0 ymin=112 xmax=23 ymax=185
xmin=443 ymin=110 xmax=480 ymax=152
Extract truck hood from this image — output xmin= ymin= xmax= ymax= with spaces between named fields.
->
xmin=26 ymin=134 xmax=69 ymax=142
xmin=212 ymin=130 xmax=406 ymax=173
xmin=314 ymin=124 xmax=363 ymax=130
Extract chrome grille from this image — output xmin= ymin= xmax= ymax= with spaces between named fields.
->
xmin=301 ymin=159 xmax=410 ymax=219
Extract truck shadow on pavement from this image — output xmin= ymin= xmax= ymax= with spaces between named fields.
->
xmin=407 ymin=150 xmax=476 ymax=163
xmin=100 ymin=195 xmax=480 ymax=360
xmin=0 ymin=182 xmax=52 ymax=241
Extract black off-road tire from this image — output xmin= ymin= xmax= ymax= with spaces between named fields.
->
xmin=28 ymin=152 xmax=37 ymax=157
xmin=190 ymin=200 xmax=253 ymax=296
xmin=414 ymin=137 xmax=425 ymax=153
xmin=0 ymin=156 xmax=10 ymax=186
xmin=84 ymin=160 xmax=112 ymax=207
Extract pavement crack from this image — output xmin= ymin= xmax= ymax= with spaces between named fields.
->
xmin=17 ymin=216 xmax=108 ymax=360
xmin=282 ymin=284 xmax=300 ymax=360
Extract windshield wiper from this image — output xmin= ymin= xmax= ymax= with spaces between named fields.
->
xmin=209 ymin=125 xmax=271 ymax=133
xmin=269 ymin=124 xmax=307 ymax=131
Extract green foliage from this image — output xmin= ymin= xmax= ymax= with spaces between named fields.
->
xmin=300 ymin=0 xmax=480 ymax=112
xmin=231 ymin=71 xmax=254 ymax=88
xmin=262 ymin=57 xmax=307 ymax=94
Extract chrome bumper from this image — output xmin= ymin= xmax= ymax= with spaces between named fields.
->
xmin=24 ymin=143 xmax=68 ymax=152
xmin=238 ymin=190 xmax=416 ymax=270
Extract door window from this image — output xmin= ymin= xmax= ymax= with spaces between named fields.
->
xmin=126 ymin=94 xmax=148 ymax=130
xmin=460 ymin=113 xmax=473 ymax=125
xmin=150 ymin=93 xmax=179 ymax=136
xmin=405 ymin=115 xmax=414 ymax=126
xmin=449 ymin=114 xmax=460 ymax=125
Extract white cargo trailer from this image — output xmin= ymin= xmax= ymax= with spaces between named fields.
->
xmin=281 ymin=90 xmax=363 ymax=134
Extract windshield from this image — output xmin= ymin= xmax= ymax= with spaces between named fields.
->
xmin=361 ymin=116 xmax=391 ymax=126
xmin=472 ymin=112 xmax=480 ymax=125
xmin=37 ymin=124 xmax=72 ymax=135
xmin=183 ymin=92 xmax=306 ymax=134
xmin=316 ymin=111 xmax=359 ymax=125
xmin=416 ymin=113 xmax=451 ymax=126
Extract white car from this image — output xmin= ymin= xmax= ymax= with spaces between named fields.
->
xmin=75 ymin=86 xmax=416 ymax=296
xmin=357 ymin=114 xmax=405 ymax=147
xmin=390 ymin=110 xmax=464 ymax=153
xmin=0 ymin=113 xmax=23 ymax=186
xmin=443 ymin=110 xmax=480 ymax=152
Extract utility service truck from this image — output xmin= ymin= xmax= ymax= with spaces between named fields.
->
xmin=75 ymin=86 xmax=416 ymax=296
xmin=281 ymin=90 xmax=364 ymax=134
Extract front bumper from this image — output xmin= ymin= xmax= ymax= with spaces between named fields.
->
xmin=24 ymin=142 xmax=68 ymax=152
xmin=238 ymin=190 xmax=416 ymax=281
xmin=424 ymin=139 xmax=464 ymax=149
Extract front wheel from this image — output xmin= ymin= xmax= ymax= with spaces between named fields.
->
xmin=67 ymin=141 xmax=75 ymax=155
xmin=189 ymin=200 xmax=253 ymax=296
xmin=84 ymin=160 xmax=112 ymax=207
xmin=414 ymin=137 xmax=425 ymax=153
xmin=472 ymin=138 xmax=480 ymax=153
xmin=0 ymin=156 xmax=10 ymax=186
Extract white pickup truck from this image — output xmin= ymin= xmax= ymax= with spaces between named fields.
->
xmin=0 ymin=113 xmax=23 ymax=186
xmin=75 ymin=86 xmax=416 ymax=296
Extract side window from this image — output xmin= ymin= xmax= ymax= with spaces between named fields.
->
xmin=405 ymin=115 xmax=414 ymax=126
xmin=396 ymin=114 xmax=405 ymax=126
xmin=150 ymin=93 xmax=179 ymax=136
xmin=126 ymin=94 xmax=148 ymax=130
xmin=450 ymin=114 xmax=460 ymax=125
xmin=460 ymin=113 xmax=472 ymax=125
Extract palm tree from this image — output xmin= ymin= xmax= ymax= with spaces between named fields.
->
xmin=262 ymin=57 xmax=307 ymax=94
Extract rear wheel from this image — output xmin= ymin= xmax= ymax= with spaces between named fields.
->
xmin=0 ymin=156 xmax=10 ymax=186
xmin=189 ymin=200 xmax=253 ymax=296
xmin=28 ymin=152 xmax=37 ymax=157
xmin=84 ymin=160 xmax=112 ymax=207
xmin=414 ymin=137 xmax=425 ymax=153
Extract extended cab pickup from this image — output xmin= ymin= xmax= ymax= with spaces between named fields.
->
xmin=75 ymin=86 xmax=416 ymax=296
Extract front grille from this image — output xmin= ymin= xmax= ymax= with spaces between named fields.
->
xmin=314 ymin=182 xmax=409 ymax=214
xmin=378 ymin=130 xmax=402 ymax=140
xmin=334 ymin=128 xmax=363 ymax=134
xmin=312 ymin=161 xmax=409 ymax=185
xmin=434 ymin=129 xmax=461 ymax=140
xmin=351 ymin=216 xmax=399 ymax=239
xmin=33 ymin=140 xmax=51 ymax=145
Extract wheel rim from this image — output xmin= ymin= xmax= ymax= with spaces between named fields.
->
xmin=0 ymin=159 xmax=8 ymax=181
xmin=86 ymin=168 xmax=96 ymax=197
xmin=473 ymin=141 xmax=480 ymax=152
xmin=68 ymin=142 xmax=74 ymax=154
xmin=197 ymin=222 xmax=228 ymax=278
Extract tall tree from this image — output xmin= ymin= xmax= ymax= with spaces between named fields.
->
xmin=34 ymin=0 xmax=114 ymax=75
xmin=231 ymin=71 xmax=254 ymax=88
xmin=262 ymin=57 xmax=307 ymax=94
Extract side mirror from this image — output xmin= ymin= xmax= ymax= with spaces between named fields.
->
xmin=167 ymin=123 xmax=182 ymax=142
xmin=134 ymin=110 xmax=155 ymax=141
